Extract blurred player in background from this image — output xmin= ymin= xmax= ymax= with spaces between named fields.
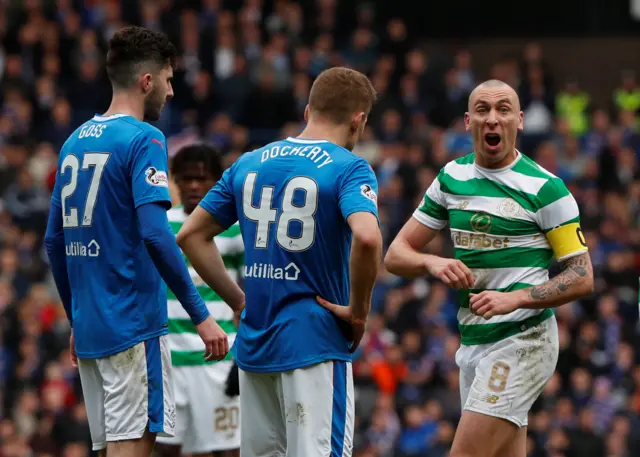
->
xmin=155 ymin=144 xmax=243 ymax=457
xmin=176 ymin=67 xmax=382 ymax=457
xmin=44 ymin=26 xmax=238 ymax=457
xmin=385 ymin=80 xmax=595 ymax=457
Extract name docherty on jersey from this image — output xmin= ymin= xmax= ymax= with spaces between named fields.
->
xmin=260 ymin=144 xmax=334 ymax=168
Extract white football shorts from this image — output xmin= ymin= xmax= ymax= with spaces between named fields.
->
xmin=239 ymin=360 xmax=354 ymax=457
xmin=156 ymin=361 xmax=240 ymax=453
xmin=456 ymin=314 xmax=559 ymax=427
xmin=78 ymin=335 xmax=175 ymax=450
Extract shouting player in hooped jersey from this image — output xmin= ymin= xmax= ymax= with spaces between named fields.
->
xmin=44 ymin=27 xmax=238 ymax=457
xmin=155 ymin=144 xmax=243 ymax=457
xmin=385 ymin=80 xmax=594 ymax=457
xmin=176 ymin=67 xmax=383 ymax=457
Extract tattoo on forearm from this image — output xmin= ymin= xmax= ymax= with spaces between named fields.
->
xmin=529 ymin=254 xmax=590 ymax=301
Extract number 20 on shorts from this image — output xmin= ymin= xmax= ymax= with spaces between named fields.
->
xmin=215 ymin=406 xmax=239 ymax=432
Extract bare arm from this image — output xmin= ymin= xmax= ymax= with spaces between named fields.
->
xmin=176 ymin=206 xmax=245 ymax=312
xmin=513 ymin=252 xmax=594 ymax=309
xmin=384 ymin=217 xmax=439 ymax=278
xmin=347 ymin=212 xmax=383 ymax=320
xmin=384 ymin=218 xmax=474 ymax=288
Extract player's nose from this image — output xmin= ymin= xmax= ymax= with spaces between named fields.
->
xmin=486 ymin=110 xmax=499 ymax=127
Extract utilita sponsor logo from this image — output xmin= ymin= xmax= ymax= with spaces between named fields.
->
xmin=244 ymin=262 xmax=300 ymax=281
xmin=65 ymin=240 xmax=100 ymax=257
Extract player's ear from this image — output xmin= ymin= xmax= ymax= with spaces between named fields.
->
xmin=141 ymin=73 xmax=153 ymax=94
xmin=304 ymin=105 xmax=310 ymax=122
xmin=518 ymin=110 xmax=524 ymax=131
xmin=464 ymin=112 xmax=471 ymax=131
xmin=352 ymin=112 xmax=366 ymax=132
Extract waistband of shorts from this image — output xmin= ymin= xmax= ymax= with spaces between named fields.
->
xmin=459 ymin=308 xmax=554 ymax=346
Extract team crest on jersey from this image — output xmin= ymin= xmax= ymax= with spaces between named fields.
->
xmin=145 ymin=167 xmax=168 ymax=187
xmin=360 ymin=184 xmax=377 ymax=204
xmin=470 ymin=213 xmax=492 ymax=233
xmin=498 ymin=198 xmax=521 ymax=218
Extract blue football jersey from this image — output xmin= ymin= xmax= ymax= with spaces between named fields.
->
xmin=200 ymin=137 xmax=379 ymax=372
xmin=50 ymin=113 xmax=172 ymax=358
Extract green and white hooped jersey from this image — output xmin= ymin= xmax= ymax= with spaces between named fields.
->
xmin=414 ymin=152 xmax=587 ymax=346
xmin=167 ymin=206 xmax=244 ymax=367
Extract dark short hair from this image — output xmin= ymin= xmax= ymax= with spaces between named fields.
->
xmin=106 ymin=26 xmax=177 ymax=89
xmin=171 ymin=144 xmax=224 ymax=181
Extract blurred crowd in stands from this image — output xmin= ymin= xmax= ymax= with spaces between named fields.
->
xmin=0 ymin=1 xmax=640 ymax=456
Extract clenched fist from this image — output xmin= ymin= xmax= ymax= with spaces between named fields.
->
xmin=427 ymin=257 xmax=475 ymax=289
xmin=469 ymin=290 xmax=519 ymax=319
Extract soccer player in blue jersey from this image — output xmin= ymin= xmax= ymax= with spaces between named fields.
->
xmin=44 ymin=26 xmax=243 ymax=457
xmin=176 ymin=67 xmax=382 ymax=457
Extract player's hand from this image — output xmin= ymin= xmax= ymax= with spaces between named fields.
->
xmin=316 ymin=296 xmax=366 ymax=353
xmin=469 ymin=291 xmax=519 ymax=320
xmin=426 ymin=257 xmax=475 ymax=289
xmin=69 ymin=330 xmax=78 ymax=368
xmin=196 ymin=316 xmax=229 ymax=362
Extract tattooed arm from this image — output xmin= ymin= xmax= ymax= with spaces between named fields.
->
xmin=469 ymin=252 xmax=593 ymax=319
xmin=515 ymin=252 xmax=594 ymax=309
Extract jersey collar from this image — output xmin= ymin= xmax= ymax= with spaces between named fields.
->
xmin=286 ymin=137 xmax=329 ymax=144
xmin=474 ymin=149 xmax=522 ymax=174
xmin=92 ymin=113 xmax=130 ymax=122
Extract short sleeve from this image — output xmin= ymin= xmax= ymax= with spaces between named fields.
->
xmin=412 ymin=171 xmax=449 ymax=230
xmin=200 ymin=165 xmax=238 ymax=229
xmin=338 ymin=159 xmax=379 ymax=223
xmin=129 ymin=130 xmax=171 ymax=209
xmin=535 ymin=180 xmax=588 ymax=262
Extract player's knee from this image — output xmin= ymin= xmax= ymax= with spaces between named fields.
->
xmin=449 ymin=451 xmax=477 ymax=457
xmin=214 ymin=450 xmax=239 ymax=457
xmin=153 ymin=443 xmax=182 ymax=457
xmin=108 ymin=431 xmax=157 ymax=457
xmin=450 ymin=446 xmax=495 ymax=457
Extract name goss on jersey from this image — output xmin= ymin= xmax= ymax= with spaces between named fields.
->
xmin=78 ymin=124 xmax=107 ymax=139
xmin=260 ymin=144 xmax=333 ymax=168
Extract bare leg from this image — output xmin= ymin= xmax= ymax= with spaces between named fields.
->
xmin=153 ymin=443 xmax=182 ymax=457
xmin=497 ymin=426 xmax=527 ymax=457
xmin=214 ymin=450 xmax=239 ymax=457
xmin=449 ymin=411 xmax=520 ymax=457
xmin=107 ymin=427 xmax=157 ymax=457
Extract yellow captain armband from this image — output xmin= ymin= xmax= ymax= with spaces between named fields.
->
xmin=546 ymin=222 xmax=588 ymax=262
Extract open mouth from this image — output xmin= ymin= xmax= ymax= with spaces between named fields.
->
xmin=484 ymin=133 xmax=501 ymax=147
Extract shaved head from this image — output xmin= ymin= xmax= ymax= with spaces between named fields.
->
xmin=468 ymin=79 xmax=520 ymax=111
xmin=464 ymin=79 xmax=524 ymax=169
